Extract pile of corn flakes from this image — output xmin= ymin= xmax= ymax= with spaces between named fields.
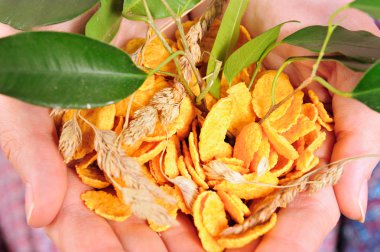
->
xmin=56 ymin=20 xmax=333 ymax=251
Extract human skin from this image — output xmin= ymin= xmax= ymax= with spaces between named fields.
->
xmin=1 ymin=0 xmax=380 ymax=251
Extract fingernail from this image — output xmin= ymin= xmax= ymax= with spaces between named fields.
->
xmin=358 ymin=180 xmax=368 ymax=223
xmin=25 ymin=183 xmax=34 ymax=224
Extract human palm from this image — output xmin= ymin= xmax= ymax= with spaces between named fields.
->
xmin=1 ymin=1 xmax=380 ymax=251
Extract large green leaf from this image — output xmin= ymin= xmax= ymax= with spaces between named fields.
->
xmin=0 ymin=0 xmax=98 ymax=30
xmin=85 ymin=0 xmax=123 ymax=43
xmin=350 ymin=0 xmax=380 ymax=19
xmin=123 ymin=0 xmax=200 ymax=19
xmin=351 ymin=60 xmax=380 ymax=112
xmin=0 ymin=32 xmax=147 ymax=109
xmin=283 ymin=25 xmax=380 ymax=71
xmin=224 ymin=22 xmax=290 ymax=84
xmin=207 ymin=0 xmax=249 ymax=98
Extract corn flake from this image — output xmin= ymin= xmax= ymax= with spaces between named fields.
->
xmin=76 ymin=153 xmax=110 ymax=189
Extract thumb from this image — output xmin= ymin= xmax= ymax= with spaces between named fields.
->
xmin=0 ymin=95 xmax=67 ymax=227
xmin=329 ymin=65 xmax=380 ymax=222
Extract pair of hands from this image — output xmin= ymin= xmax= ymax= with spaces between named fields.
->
xmin=1 ymin=0 xmax=380 ymax=251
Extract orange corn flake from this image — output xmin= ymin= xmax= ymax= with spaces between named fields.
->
xmin=302 ymin=103 xmax=318 ymax=122
xmin=270 ymin=91 xmax=304 ymax=133
xmin=270 ymin=155 xmax=294 ymax=177
xmin=199 ymin=98 xmax=233 ymax=162
xmin=282 ymin=115 xmax=316 ymax=144
xmin=233 ymin=122 xmax=263 ymax=168
xmin=250 ymin=135 xmax=270 ymax=173
xmin=164 ymin=136 xmax=180 ymax=179
xmin=124 ymin=38 xmax=145 ymax=54
xmin=81 ymin=190 xmax=131 ymax=222
xmin=193 ymin=191 xmax=224 ymax=252
xmin=113 ymin=116 xmax=125 ymax=135
xmin=183 ymin=141 xmax=209 ymax=189
xmin=252 ymin=71 xmax=294 ymax=120
xmin=217 ymin=191 xmax=249 ymax=224
xmin=189 ymin=132 xmax=206 ymax=180
xmin=149 ymin=154 xmax=168 ymax=185
xmin=76 ymin=153 xmax=110 ymax=189
xmin=176 ymin=96 xmax=197 ymax=139
xmin=142 ymin=36 xmax=177 ymax=73
xmin=308 ymin=90 xmax=334 ymax=123
xmin=136 ymin=141 xmax=167 ymax=164
xmin=263 ymin=121 xmax=299 ymax=160
xmin=177 ymin=155 xmax=192 ymax=180
xmin=217 ymin=213 xmax=277 ymax=249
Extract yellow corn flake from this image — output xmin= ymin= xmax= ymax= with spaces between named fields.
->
xmin=215 ymin=172 xmax=278 ymax=200
xmin=268 ymin=148 xmax=278 ymax=169
xmin=193 ymin=191 xmax=224 ymax=252
xmin=76 ymin=153 xmax=110 ymax=189
xmin=252 ymin=71 xmax=294 ymax=120
xmin=282 ymin=115 xmax=316 ymax=144
xmin=72 ymin=105 xmax=116 ymax=159
xmin=176 ymin=96 xmax=197 ymax=139
xmin=148 ymin=185 xmax=178 ymax=232
xmin=263 ymin=121 xmax=299 ymax=160
xmin=143 ymin=36 xmax=177 ymax=73
xmin=296 ymin=131 xmax=326 ymax=172
xmin=81 ymin=190 xmax=131 ymax=222
xmin=220 ymin=68 xmax=251 ymax=98
xmin=302 ymin=103 xmax=318 ymax=122
xmin=149 ymin=154 xmax=168 ymax=185
xmin=124 ymin=38 xmax=145 ymax=54
xmin=250 ymin=135 xmax=270 ymax=173
xmin=217 ymin=213 xmax=277 ymax=249
xmin=202 ymin=191 xmax=229 ymax=237
xmin=226 ymin=83 xmax=256 ymax=136
xmin=189 ymin=132 xmax=206 ymax=180
xmin=215 ymin=142 xmax=233 ymax=159
xmin=177 ymin=155 xmax=192 ymax=180
xmin=164 ymin=136 xmax=180 ymax=179
xmin=233 ymin=122 xmax=263 ymax=168
xmin=294 ymin=136 xmax=306 ymax=154
xmin=183 ymin=141 xmax=209 ymax=189
xmin=136 ymin=141 xmax=167 ymax=164
xmin=218 ymin=191 xmax=248 ymax=224
xmin=115 ymin=76 xmax=170 ymax=117
xmin=270 ymin=155 xmax=294 ymax=177
xmin=199 ymin=97 xmax=233 ymax=162
xmin=270 ymin=91 xmax=304 ymax=133
xmin=216 ymin=157 xmax=245 ymax=167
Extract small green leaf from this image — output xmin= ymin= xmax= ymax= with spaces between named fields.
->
xmin=283 ymin=25 xmax=380 ymax=71
xmin=85 ymin=0 xmax=123 ymax=43
xmin=351 ymin=60 xmax=380 ymax=112
xmin=0 ymin=0 xmax=98 ymax=30
xmin=350 ymin=0 xmax=380 ymax=19
xmin=207 ymin=0 xmax=250 ymax=98
xmin=122 ymin=0 xmax=200 ymax=19
xmin=0 ymin=32 xmax=147 ymax=109
xmin=224 ymin=22 xmax=292 ymax=84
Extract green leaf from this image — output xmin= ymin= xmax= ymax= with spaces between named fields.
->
xmin=122 ymin=0 xmax=200 ymax=19
xmin=85 ymin=0 xmax=123 ymax=43
xmin=224 ymin=22 xmax=292 ymax=85
xmin=350 ymin=0 xmax=380 ymax=19
xmin=351 ymin=60 xmax=380 ymax=112
xmin=283 ymin=25 xmax=380 ymax=71
xmin=207 ymin=0 xmax=250 ymax=98
xmin=0 ymin=32 xmax=147 ymax=109
xmin=0 ymin=0 xmax=98 ymax=30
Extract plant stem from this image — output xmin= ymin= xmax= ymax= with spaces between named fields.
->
xmin=159 ymin=0 xmax=205 ymax=95
xmin=248 ymin=62 xmax=260 ymax=90
xmin=313 ymin=76 xmax=352 ymax=98
xmin=196 ymin=60 xmax=222 ymax=105
xmin=142 ymin=0 xmax=194 ymax=100
xmin=147 ymin=50 xmax=185 ymax=76
xmin=259 ymin=4 xmax=350 ymax=124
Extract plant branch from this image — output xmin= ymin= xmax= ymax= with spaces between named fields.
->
xmin=313 ymin=76 xmax=352 ymax=98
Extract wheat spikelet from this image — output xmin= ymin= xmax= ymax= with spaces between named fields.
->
xmin=221 ymin=163 xmax=347 ymax=236
xmin=122 ymin=106 xmax=158 ymax=145
xmin=59 ymin=112 xmax=82 ymax=163
xmin=204 ymin=161 xmax=247 ymax=184
xmin=150 ymin=83 xmax=186 ymax=125
xmin=170 ymin=176 xmax=199 ymax=208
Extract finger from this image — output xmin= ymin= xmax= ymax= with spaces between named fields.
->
xmin=46 ymin=170 xmax=124 ymax=252
xmin=328 ymin=64 xmax=380 ymax=221
xmin=109 ymin=216 xmax=167 ymax=252
xmin=255 ymin=187 xmax=340 ymax=252
xmin=0 ymin=96 xmax=67 ymax=227
xmin=160 ymin=213 xmax=204 ymax=252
